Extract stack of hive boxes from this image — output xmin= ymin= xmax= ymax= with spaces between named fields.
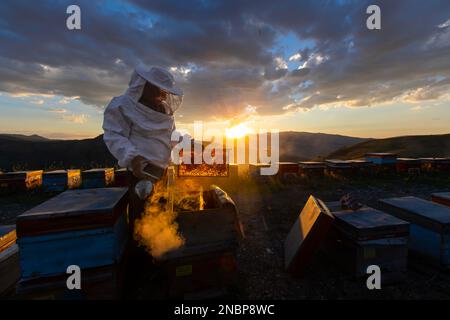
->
xmin=379 ymin=196 xmax=450 ymax=268
xmin=15 ymin=187 xmax=129 ymax=299
xmin=325 ymin=202 xmax=409 ymax=282
xmin=159 ymin=186 xmax=243 ymax=298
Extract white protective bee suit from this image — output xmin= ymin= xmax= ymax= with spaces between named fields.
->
xmin=102 ymin=66 xmax=183 ymax=171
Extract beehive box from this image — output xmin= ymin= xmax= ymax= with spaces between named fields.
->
xmin=431 ymin=192 xmax=450 ymax=207
xmin=324 ymin=203 xmax=409 ymax=279
xmin=114 ymin=168 xmax=129 ymax=187
xmin=420 ymin=158 xmax=450 ymax=173
xmin=248 ymin=163 xmax=273 ymax=182
xmin=349 ymin=159 xmax=375 ymax=176
xmin=276 ymin=162 xmax=299 ymax=181
xmin=324 ymin=160 xmax=355 ymax=179
xmin=365 ymin=153 xmax=398 ymax=165
xmin=42 ymin=170 xmax=81 ymax=192
xmin=298 ymin=161 xmax=325 ymax=179
xmin=396 ymin=158 xmax=421 ymax=175
xmin=379 ymin=196 xmax=450 ymax=267
xmin=0 ymin=225 xmax=20 ymax=296
xmin=0 ymin=170 xmax=43 ymax=192
xmin=82 ymin=168 xmax=114 ymax=189
xmin=16 ymin=188 xmax=129 ymax=282
xmin=15 ymin=264 xmax=124 ymax=300
xmin=284 ymin=196 xmax=334 ymax=276
xmin=159 ymin=186 xmax=243 ymax=297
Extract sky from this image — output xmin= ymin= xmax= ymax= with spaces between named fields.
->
xmin=0 ymin=0 xmax=449 ymax=139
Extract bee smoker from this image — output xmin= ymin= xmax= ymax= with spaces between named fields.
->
xmin=134 ymin=162 xmax=166 ymax=200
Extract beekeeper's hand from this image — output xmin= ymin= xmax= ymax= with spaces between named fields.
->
xmin=131 ymin=155 xmax=148 ymax=179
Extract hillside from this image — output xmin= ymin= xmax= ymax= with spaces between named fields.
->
xmin=0 ymin=135 xmax=116 ymax=171
xmin=325 ymin=134 xmax=450 ymax=160
xmin=0 ymin=132 xmax=368 ymax=171
xmin=277 ymin=132 xmax=368 ymax=161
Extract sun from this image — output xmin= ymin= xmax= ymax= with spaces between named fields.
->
xmin=225 ymin=123 xmax=250 ymax=139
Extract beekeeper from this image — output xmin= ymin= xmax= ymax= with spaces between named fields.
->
xmin=102 ymin=65 xmax=183 ymax=245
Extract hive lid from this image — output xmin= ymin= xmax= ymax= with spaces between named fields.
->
xmin=16 ymin=187 xmax=128 ymax=237
xmin=284 ymin=196 xmax=334 ymax=276
xmin=432 ymin=192 xmax=450 ymax=201
xmin=379 ymin=196 xmax=450 ymax=233
xmin=325 ymin=159 xmax=353 ymax=167
xmin=333 ymin=207 xmax=409 ymax=241
xmin=366 ymin=153 xmax=398 ymax=157
xmin=44 ymin=170 xmax=67 ymax=174
xmin=83 ymin=168 xmax=113 ymax=173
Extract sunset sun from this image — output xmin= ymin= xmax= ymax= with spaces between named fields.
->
xmin=225 ymin=123 xmax=250 ymax=139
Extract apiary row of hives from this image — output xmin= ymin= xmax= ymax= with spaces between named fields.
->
xmin=246 ymin=154 xmax=450 ymax=181
xmin=0 ymin=168 xmax=129 ymax=193
xmin=284 ymin=192 xmax=450 ymax=284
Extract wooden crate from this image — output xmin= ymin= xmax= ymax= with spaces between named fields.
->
xmin=284 ymin=196 xmax=334 ymax=276
xmin=431 ymin=192 xmax=450 ymax=207
xmin=324 ymin=204 xmax=409 ymax=279
xmin=379 ymin=196 xmax=450 ymax=267
xmin=16 ymin=188 xmax=129 ymax=280
xmin=158 ymin=186 xmax=242 ymax=297
xmin=1 ymin=226 xmax=20 ymax=297
xmin=0 ymin=170 xmax=43 ymax=192
xmin=82 ymin=168 xmax=115 ymax=189
xmin=42 ymin=170 xmax=81 ymax=192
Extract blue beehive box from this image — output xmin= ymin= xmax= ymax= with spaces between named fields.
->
xmin=16 ymin=188 xmax=129 ymax=281
xmin=379 ymin=196 xmax=450 ymax=268
xmin=42 ymin=170 xmax=82 ymax=192
xmin=365 ymin=153 xmax=397 ymax=165
xmin=82 ymin=168 xmax=114 ymax=189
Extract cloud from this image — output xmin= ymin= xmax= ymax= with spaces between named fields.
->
xmin=62 ymin=113 xmax=88 ymax=124
xmin=48 ymin=108 xmax=67 ymax=113
xmin=31 ymin=99 xmax=44 ymax=105
xmin=0 ymin=0 xmax=449 ymax=122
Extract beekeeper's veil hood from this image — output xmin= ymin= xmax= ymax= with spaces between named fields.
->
xmin=126 ymin=65 xmax=183 ymax=114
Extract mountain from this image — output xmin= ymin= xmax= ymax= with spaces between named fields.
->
xmin=0 ymin=135 xmax=116 ymax=171
xmin=0 ymin=131 xmax=368 ymax=171
xmin=0 ymin=134 xmax=50 ymax=142
xmin=277 ymin=132 xmax=369 ymax=161
xmin=325 ymin=134 xmax=450 ymax=160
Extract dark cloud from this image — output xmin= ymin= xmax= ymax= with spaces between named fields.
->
xmin=0 ymin=0 xmax=449 ymax=121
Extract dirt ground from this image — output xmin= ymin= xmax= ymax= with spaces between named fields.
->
xmin=1 ymin=174 xmax=450 ymax=299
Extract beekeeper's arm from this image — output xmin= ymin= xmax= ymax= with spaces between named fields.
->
xmin=102 ymin=101 xmax=139 ymax=169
